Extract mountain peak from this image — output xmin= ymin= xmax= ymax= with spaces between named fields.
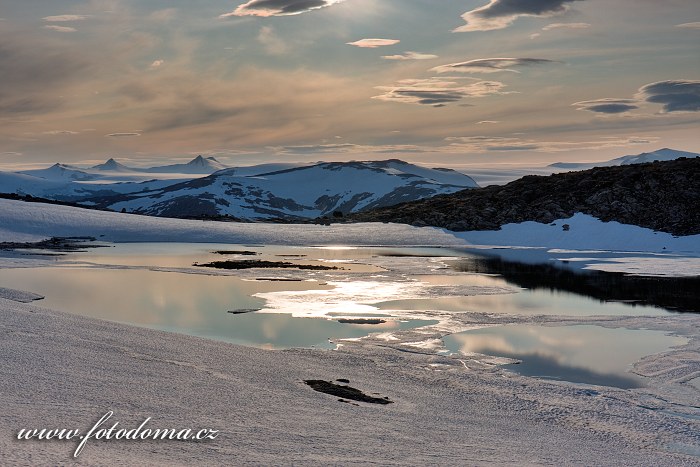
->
xmin=91 ymin=158 xmax=132 ymax=171
xmin=187 ymin=155 xmax=220 ymax=168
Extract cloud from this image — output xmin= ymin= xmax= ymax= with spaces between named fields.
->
xmin=573 ymin=98 xmax=639 ymax=114
xmin=432 ymin=58 xmax=556 ymax=74
xmin=145 ymin=103 xmax=241 ymax=132
xmin=257 ymin=26 xmax=288 ymax=55
xmin=347 ymin=39 xmax=400 ymax=48
xmin=542 ymin=22 xmax=590 ymax=30
xmin=455 ymin=0 xmax=584 ymax=32
xmin=272 ymin=143 xmax=427 ymax=155
xmin=43 ymin=25 xmax=77 ymax=33
xmin=382 ymin=51 xmax=438 ymax=61
xmin=43 ymin=15 xmax=90 ymax=22
xmin=476 ymin=120 xmax=500 ymax=124
xmin=0 ymin=33 xmax=90 ymax=115
xmin=43 ymin=130 xmax=80 ymax=135
xmin=638 ymin=80 xmax=700 ymax=112
xmin=150 ymin=59 xmax=164 ymax=69
xmin=220 ymin=0 xmax=345 ymax=18
xmin=445 ymin=135 xmax=657 ymax=153
xmin=373 ymin=78 xmax=507 ymax=107
xmin=275 ymin=143 xmax=359 ymax=154
xmin=676 ymin=22 xmax=700 ymax=29
xmin=106 ymin=132 xmax=141 ymax=137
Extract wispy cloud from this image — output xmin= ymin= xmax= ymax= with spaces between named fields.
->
xmin=445 ymin=135 xmax=656 ymax=153
xmin=676 ymin=22 xmax=700 ymax=29
xmin=271 ymin=143 xmax=427 ymax=155
xmin=542 ymin=22 xmax=590 ymax=31
xmin=432 ymin=58 xmax=556 ymax=74
xmin=573 ymin=98 xmax=638 ymax=114
xmin=105 ymin=132 xmax=141 ymax=137
xmin=455 ymin=0 xmax=584 ymax=32
xmin=43 ymin=25 xmax=77 ymax=33
xmin=373 ymin=78 xmax=507 ymax=107
xmin=220 ymin=0 xmax=345 ymax=18
xmin=43 ymin=15 xmax=90 ymax=22
xmin=149 ymin=59 xmax=164 ymax=69
xmin=43 ymin=130 xmax=80 ymax=135
xmin=638 ymin=80 xmax=700 ymax=112
xmin=0 ymin=33 xmax=90 ymax=115
xmin=476 ymin=120 xmax=500 ymax=124
xmin=382 ymin=51 xmax=438 ymax=61
xmin=347 ymin=39 xmax=400 ymax=48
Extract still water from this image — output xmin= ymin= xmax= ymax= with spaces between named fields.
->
xmin=444 ymin=325 xmax=688 ymax=388
xmin=0 ymin=242 xmax=691 ymax=386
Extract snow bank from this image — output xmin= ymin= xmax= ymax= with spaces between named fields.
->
xmin=0 ymin=199 xmax=462 ymax=246
xmin=455 ymin=213 xmax=700 ymax=254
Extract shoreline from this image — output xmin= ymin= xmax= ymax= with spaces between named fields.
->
xmin=2 ymin=294 xmax=698 ymax=465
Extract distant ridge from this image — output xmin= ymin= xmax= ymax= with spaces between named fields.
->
xmin=549 ymin=148 xmax=699 ymax=170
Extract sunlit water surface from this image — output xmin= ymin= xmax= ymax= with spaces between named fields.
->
xmin=0 ymin=242 xmax=690 ymax=386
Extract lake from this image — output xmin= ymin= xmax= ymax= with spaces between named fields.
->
xmin=0 ymin=241 xmax=694 ymax=387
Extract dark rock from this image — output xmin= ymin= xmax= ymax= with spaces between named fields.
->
xmin=350 ymin=158 xmax=700 ymax=236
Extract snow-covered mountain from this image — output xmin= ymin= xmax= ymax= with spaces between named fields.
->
xmin=91 ymin=158 xmax=134 ymax=172
xmin=19 ymin=163 xmax=100 ymax=182
xmin=144 ymin=155 xmax=227 ymax=174
xmin=615 ymin=148 xmax=698 ymax=165
xmin=82 ymin=160 xmax=478 ymax=220
xmin=17 ymin=156 xmax=230 ymax=184
xmin=550 ymin=148 xmax=699 ymax=170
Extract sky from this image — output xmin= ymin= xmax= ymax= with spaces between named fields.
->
xmin=0 ymin=0 xmax=698 ymax=169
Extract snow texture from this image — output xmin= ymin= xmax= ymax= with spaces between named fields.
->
xmin=0 ymin=287 xmax=44 ymax=303
xmin=0 ymin=198 xmax=462 ymax=246
xmin=455 ymin=213 xmax=700 ymax=254
xmin=1 ymin=296 xmax=698 ymax=465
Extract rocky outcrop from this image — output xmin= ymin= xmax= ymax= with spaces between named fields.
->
xmin=351 ymin=158 xmax=700 ymax=236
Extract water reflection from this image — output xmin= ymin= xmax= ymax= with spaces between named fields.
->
xmin=0 ymin=267 xmax=434 ymax=349
xmin=453 ymin=256 xmax=700 ymax=313
xmin=443 ymin=325 xmax=688 ymax=388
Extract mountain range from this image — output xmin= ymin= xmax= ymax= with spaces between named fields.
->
xmin=2 ymin=158 xmax=478 ymax=220
xmin=1 ymin=148 xmax=697 ymax=222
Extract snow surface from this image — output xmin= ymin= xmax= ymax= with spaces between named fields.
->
xmin=1 ymin=295 xmax=699 ymax=465
xmin=0 ymin=287 xmax=44 ymax=303
xmin=0 ymin=198 xmax=462 ymax=246
xmin=455 ymin=213 xmax=700 ymax=254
